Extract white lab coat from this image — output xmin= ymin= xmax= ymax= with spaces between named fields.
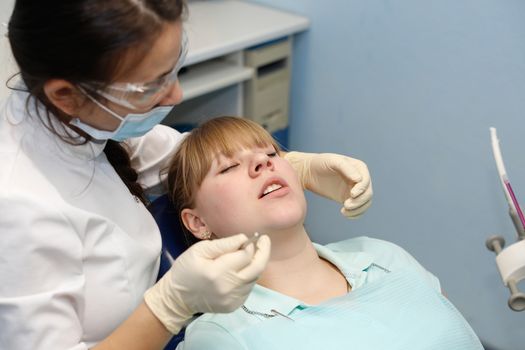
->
xmin=0 ymin=87 xmax=185 ymax=349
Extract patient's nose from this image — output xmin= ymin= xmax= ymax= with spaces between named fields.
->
xmin=249 ymin=153 xmax=274 ymax=177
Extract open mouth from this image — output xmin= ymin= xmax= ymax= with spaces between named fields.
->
xmin=259 ymin=178 xmax=288 ymax=198
xmin=261 ymin=183 xmax=283 ymax=197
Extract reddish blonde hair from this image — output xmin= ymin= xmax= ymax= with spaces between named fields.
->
xmin=165 ymin=116 xmax=281 ymax=244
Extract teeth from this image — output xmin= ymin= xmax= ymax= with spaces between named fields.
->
xmin=263 ymin=183 xmax=283 ymax=195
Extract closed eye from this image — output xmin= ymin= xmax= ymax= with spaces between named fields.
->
xmin=267 ymin=152 xmax=278 ymax=157
xmin=219 ymin=164 xmax=239 ymax=174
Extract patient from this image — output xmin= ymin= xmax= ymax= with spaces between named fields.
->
xmin=166 ymin=117 xmax=483 ymax=350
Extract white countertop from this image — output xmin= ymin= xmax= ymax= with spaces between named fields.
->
xmin=184 ymin=0 xmax=310 ymax=66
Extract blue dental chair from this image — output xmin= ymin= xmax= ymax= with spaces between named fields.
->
xmin=149 ymin=194 xmax=190 ymax=349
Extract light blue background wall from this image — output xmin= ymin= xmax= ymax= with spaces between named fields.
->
xmin=250 ymin=0 xmax=525 ymax=349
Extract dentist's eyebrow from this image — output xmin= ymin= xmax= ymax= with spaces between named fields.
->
xmin=157 ymin=66 xmax=174 ymax=79
xmin=147 ymin=62 xmax=177 ymax=83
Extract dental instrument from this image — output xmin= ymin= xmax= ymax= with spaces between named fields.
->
xmin=241 ymin=232 xmax=261 ymax=250
xmin=486 ymin=127 xmax=525 ymax=311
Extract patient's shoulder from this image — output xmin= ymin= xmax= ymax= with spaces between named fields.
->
xmin=326 ymin=236 xmax=420 ymax=268
xmin=325 ymin=237 xmax=399 ymax=266
xmin=179 ymin=319 xmax=243 ymax=349
xmin=188 ymin=309 xmax=250 ymax=333
xmin=181 ymin=308 xmax=253 ymax=349
xmin=325 ymin=236 xmax=408 ymax=257
xmin=324 ymin=237 xmax=441 ymax=292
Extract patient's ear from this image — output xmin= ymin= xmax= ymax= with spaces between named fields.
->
xmin=181 ymin=209 xmax=210 ymax=240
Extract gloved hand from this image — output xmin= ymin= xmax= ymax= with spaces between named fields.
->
xmin=285 ymin=151 xmax=373 ymax=218
xmin=144 ymin=233 xmax=271 ymax=334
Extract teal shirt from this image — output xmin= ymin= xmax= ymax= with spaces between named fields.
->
xmin=177 ymin=237 xmax=445 ymax=350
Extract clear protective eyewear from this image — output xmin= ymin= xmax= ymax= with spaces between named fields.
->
xmin=83 ymin=30 xmax=188 ymax=110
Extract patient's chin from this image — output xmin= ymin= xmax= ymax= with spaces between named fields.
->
xmin=264 ymin=207 xmax=306 ymax=232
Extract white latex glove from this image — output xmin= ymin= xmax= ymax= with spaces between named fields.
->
xmin=144 ymin=234 xmax=271 ymax=334
xmin=285 ymin=151 xmax=373 ymax=218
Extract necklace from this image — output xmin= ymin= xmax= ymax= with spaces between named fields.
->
xmin=241 ymin=305 xmax=294 ymax=321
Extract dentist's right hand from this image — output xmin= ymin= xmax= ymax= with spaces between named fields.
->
xmin=144 ymin=233 xmax=271 ymax=334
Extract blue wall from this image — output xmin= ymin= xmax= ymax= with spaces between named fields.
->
xmin=250 ymin=0 xmax=525 ymax=348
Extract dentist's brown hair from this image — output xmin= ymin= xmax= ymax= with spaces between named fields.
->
xmin=8 ymin=0 xmax=186 ymax=204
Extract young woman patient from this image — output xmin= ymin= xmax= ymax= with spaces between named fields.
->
xmin=166 ymin=117 xmax=483 ymax=350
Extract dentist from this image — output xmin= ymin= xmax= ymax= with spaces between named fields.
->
xmin=0 ymin=0 xmax=372 ymax=349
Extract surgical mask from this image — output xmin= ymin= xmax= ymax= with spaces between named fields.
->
xmin=71 ymin=89 xmax=173 ymax=142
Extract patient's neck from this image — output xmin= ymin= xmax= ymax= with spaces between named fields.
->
xmin=257 ymin=226 xmax=349 ymax=304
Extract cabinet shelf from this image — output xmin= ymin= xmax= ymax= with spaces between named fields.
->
xmin=179 ymin=59 xmax=254 ymax=101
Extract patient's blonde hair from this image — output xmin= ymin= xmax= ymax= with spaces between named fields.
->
xmin=165 ymin=116 xmax=281 ymax=245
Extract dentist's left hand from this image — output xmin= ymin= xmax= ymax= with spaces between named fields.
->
xmin=144 ymin=233 xmax=271 ymax=334
xmin=285 ymin=151 xmax=373 ymax=218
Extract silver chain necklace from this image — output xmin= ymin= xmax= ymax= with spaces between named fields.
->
xmin=241 ymin=305 xmax=294 ymax=321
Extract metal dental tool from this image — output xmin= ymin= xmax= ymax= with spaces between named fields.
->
xmin=241 ymin=232 xmax=261 ymax=250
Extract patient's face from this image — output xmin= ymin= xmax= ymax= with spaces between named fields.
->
xmin=192 ymin=145 xmax=306 ymax=237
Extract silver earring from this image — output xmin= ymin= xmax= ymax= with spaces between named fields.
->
xmin=202 ymin=230 xmax=212 ymax=240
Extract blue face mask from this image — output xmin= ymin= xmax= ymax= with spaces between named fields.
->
xmin=70 ymin=91 xmax=173 ymax=142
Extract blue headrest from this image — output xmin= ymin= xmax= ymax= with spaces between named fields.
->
xmin=149 ymin=194 xmax=190 ymax=348
xmin=149 ymin=194 xmax=189 ymax=278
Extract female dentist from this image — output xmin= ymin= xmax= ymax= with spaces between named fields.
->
xmin=0 ymin=0 xmax=372 ymax=349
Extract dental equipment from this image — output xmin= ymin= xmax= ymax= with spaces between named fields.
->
xmin=490 ymin=128 xmax=525 ymax=239
xmin=241 ymin=232 xmax=261 ymax=250
xmin=486 ymin=127 xmax=525 ymax=311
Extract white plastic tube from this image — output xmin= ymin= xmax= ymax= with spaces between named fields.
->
xmin=490 ymin=127 xmax=525 ymax=238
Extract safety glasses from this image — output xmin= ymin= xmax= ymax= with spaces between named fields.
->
xmin=83 ymin=30 xmax=188 ymax=110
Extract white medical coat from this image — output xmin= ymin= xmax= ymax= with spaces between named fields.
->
xmin=0 ymin=88 xmax=185 ymax=349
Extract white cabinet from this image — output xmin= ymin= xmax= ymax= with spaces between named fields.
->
xmin=163 ymin=0 xmax=309 ymax=135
